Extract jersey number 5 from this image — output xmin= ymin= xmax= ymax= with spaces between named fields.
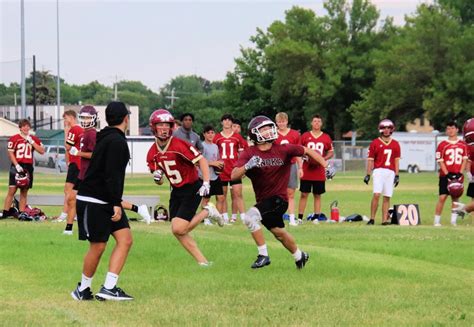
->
xmin=162 ymin=160 xmax=183 ymax=184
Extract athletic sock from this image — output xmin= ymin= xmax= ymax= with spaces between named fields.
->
xmin=223 ymin=213 xmax=229 ymax=223
xmin=257 ymin=244 xmax=268 ymax=256
xmin=79 ymin=273 xmax=93 ymax=291
xmin=292 ymin=249 xmax=302 ymax=261
xmin=104 ymin=272 xmax=119 ymax=290
xmin=59 ymin=212 xmax=67 ymax=219
xmin=298 ymin=213 xmax=303 ymax=220
xmin=240 ymin=213 xmax=246 ymax=222
xmin=289 ymin=214 xmax=296 ymax=224
xmin=434 ymin=215 xmax=441 ymax=225
xmin=451 ymin=213 xmax=458 ymax=225
xmin=231 ymin=214 xmax=237 ymax=220
xmin=65 ymin=224 xmax=73 ymax=231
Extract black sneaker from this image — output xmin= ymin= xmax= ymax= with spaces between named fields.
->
xmin=95 ymin=285 xmax=134 ymax=301
xmin=367 ymin=219 xmax=375 ymax=225
xmin=71 ymin=282 xmax=94 ymax=301
xmin=251 ymin=255 xmax=271 ymax=269
xmin=296 ymin=251 xmax=309 ymax=269
xmin=381 ymin=221 xmax=391 ymax=225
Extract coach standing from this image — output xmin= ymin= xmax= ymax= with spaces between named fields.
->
xmin=71 ymin=101 xmax=134 ymax=301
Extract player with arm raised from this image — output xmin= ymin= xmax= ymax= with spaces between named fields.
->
xmin=1 ymin=119 xmax=44 ymax=219
xmin=231 ymin=115 xmax=335 ymax=269
xmin=364 ymin=119 xmax=401 ymax=225
xmin=147 ymin=109 xmax=223 ymax=266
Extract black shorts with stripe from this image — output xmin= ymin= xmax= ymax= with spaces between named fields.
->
xmin=77 ymin=200 xmax=130 ymax=243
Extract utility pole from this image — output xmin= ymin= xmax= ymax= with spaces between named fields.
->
xmin=166 ymin=88 xmax=179 ymax=109
xmin=20 ymin=0 xmax=26 ymax=119
xmin=114 ymin=75 xmax=118 ymax=101
xmin=56 ymin=0 xmax=61 ymax=129
xmin=33 ymin=55 xmax=37 ymax=130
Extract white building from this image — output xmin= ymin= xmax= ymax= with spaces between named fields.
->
xmin=0 ymin=104 xmax=140 ymax=136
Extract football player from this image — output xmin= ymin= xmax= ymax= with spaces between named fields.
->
xmin=231 ymin=115 xmax=335 ymax=269
xmin=275 ymin=112 xmax=302 ymax=226
xmin=1 ymin=119 xmax=44 ymax=219
xmin=59 ymin=110 xmax=83 ymax=235
xmin=364 ymin=119 xmax=401 ymax=225
xmin=434 ymin=121 xmax=468 ymax=227
xmin=214 ymin=114 xmax=248 ymax=224
xmin=147 ymin=109 xmax=224 ymax=266
xmin=464 ymin=118 xmax=474 ymax=202
xmin=298 ymin=115 xmax=334 ymax=224
xmin=199 ymin=125 xmax=225 ymax=225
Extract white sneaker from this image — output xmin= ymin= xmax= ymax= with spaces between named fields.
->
xmin=434 ymin=223 xmax=442 ymax=227
xmin=137 ymin=204 xmax=151 ymax=224
xmin=452 ymin=202 xmax=467 ymax=219
xmin=63 ymin=230 xmax=73 ymax=235
xmin=203 ymin=218 xmax=213 ymax=226
xmin=204 ymin=203 xmax=224 ymax=227
xmin=312 ymin=219 xmax=320 ymax=225
xmin=199 ymin=261 xmax=213 ymax=267
xmin=230 ymin=217 xmax=237 ymax=223
xmin=297 ymin=219 xmax=303 ymax=225
xmin=289 ymin=222 xmax=298 ymax=226
xmin=52 ymin=216 xmax=67 ymax=223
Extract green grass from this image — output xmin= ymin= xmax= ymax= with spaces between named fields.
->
xmin=0 ymin=171 xmax=473 ymax=325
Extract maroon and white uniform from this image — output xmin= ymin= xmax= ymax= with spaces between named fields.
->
xmin=66 ymin=125 xmax=84 ymax=169
xmin=213 ymin=131 xmax=248 ymax=182
xmin=235 ymin=144 xmax=305 ymax=203
xmin=78 ymin=128 xmax=97 ymax=180
xmin=300 ymin=132 xmax=333 ymax=181
xmin=7 ymin=134 xmax=42 ymax=164
xmin=367 ymin=137 xmax=401 ymax=197
xmin=275 ymin=129 xmax=301 ymax=164
xmin=436 ymin=140 xmax=468 ymax=177
xmin=368 ymin=138 xmax=401 ymax=172
xmin=146 ymin=137 xmax=203 ymax=188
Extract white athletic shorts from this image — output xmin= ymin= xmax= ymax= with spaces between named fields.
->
xmin=372 ymin=168 xmax=395 ymax=197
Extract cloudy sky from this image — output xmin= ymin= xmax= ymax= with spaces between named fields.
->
xmin=1 ymin=0 xmax=433 ymax=91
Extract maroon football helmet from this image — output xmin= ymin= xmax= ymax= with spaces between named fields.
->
xmin=15 ymin=171 xmax=30 ymax=189
xmin=447 ymin=177 xmax=464 ymax=199
xmin=79 ymin=105 xmax=98 ymax=129
xmin=378 ymin=119 xmax=395 ymax=135
xmin=462 ymin=118 xmax=474 ymax=146
xmin=149 ymin=109 xmax=175 ymax=140
xmin=248 ymin=115 xmax=278 ymax=144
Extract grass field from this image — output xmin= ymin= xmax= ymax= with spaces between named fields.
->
xmin=0 ymin=171 xmax=473 ymax=326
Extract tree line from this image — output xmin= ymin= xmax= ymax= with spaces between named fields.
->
xmin=0 ymin=0 xmax=472 ymax=138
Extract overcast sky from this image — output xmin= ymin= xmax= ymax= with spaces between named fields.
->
xmin=1 ymin=0 xmax=433 ymax=91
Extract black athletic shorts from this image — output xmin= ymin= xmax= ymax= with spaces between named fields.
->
xmin=169 ymin=181 xmax=202 ymax=222
xmin=300 ymin=180 xmax=325 ymax=195
xmin=221 ymin=179 xmax=242 ymax=187
xmin=77 ymin=200 xmax=130 ymax=243
xmin=203 ymin=178 xmax=224 ymax=198
xmin=255 ymin=195 xmax=288 ymax=230
xmin=467 ymin=182 xmax=474 ymax=198
xmin=66 ymin=162 xmax=80 ymax=186
xmin=73 ymin=179 xmax=82 ymax=191
xmin=9 ymin=163 xmax=34 ymax=188
xmin=439 ymin=176 xmax=449 ymax=195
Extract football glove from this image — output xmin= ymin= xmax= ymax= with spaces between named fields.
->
xmin=69 ymin=146 xmax=79 ymax=156
xmin=325 ymin=165 xmax=336 ymax=180
xmin=244 ymin=155 xmax=263 ymax=171
xmin=394 ymin=175 xmax=400 ymax=187
xmin=137 ymin=204 xmax=151 ymax=225
xmin=363 ymin=175 xmax=370 ymax=185
xmin=26 ymin=135 xmax=35 ymax=145
xmin=153 ymin=169 xmax=163 ymax=183
xmin=15 ymin=164 xmax=24 ymax=173
xmin=198 ymin=181 xmax=211 ymax=197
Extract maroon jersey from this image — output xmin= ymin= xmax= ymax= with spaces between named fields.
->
xmin=78 ymin=128 xmax=97 ymax=180
xmin=146 ymin=137 xmax=203 ymax=188
xmin=275 ymin=129 xmax=301 ymax=164
xmin=436 ymin=140 xmax=468 ymax=177
xmin=236 ymin=144 xmax=305 ymax=203
xmin=300 ymin=131 xmax=333 ymax=181
xmin=368 ymin=137 xmax=401 ymax=172
xmin=66 ymin=125 xmax=84 ymax=168
xmin=213 ymin=131 xmax=248 ymax=181
xmin=469 ymin=146 xmax=474 ymax=175
xmin=7 ymin=134 xmax=42 ymax=164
